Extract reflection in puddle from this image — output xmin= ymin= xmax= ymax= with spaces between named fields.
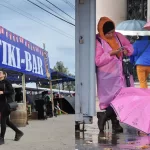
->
xmin=98 ymin=132 xmax=119 ymax=145
xmin=76 ymin=124 xmax=150 ymax=149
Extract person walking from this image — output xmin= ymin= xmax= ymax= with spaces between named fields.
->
xmin=96 ymin=17 xmax=134 ymax=133
xmin=130 ymin=36 xmax=150 ymax=88
xmin=0 ymin=70 xmax=24 ymax=145
xmin=42 ymin=91 xmax=53 ymax=117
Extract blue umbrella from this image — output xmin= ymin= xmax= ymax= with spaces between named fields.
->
xmin=116 ymin=20 xmax=150 ymax=36
xmin=116 ymin=20 xmax=146 ymax=31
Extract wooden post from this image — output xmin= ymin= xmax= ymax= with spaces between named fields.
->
xmin=43 ymin=43 xmax=54 ymax=114
xmin=49 ymin=80 xmax=54 ymax=114
xmin=22 ymin=74 xmax=26 ymax=108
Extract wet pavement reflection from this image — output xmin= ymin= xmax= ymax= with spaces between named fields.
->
xmin=75 ymin=120 xmax=150 ymax=150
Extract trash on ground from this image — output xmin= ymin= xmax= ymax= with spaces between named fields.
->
xmin=85 ymin=140 xmax=93 ymax=144
xmin=103 ymin=148 xmax=112 ymax=150
xmin=127 ymin=141 xmax=135 ymax=144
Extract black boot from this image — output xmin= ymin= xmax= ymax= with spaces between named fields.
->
xmin=0 ymin=137 xmax=4 ymax=145
xmin=97 ymin=112 xmax=108 ymax=132
xmin=14 ymin=131 xmax=24 ymax=141
xmin=111 ymin=116 xmax=123 ymax=133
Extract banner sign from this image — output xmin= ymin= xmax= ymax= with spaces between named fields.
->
xmin=0 ymin=26 xmax=51 ymax=79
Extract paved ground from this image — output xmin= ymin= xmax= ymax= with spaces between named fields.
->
xmin=1 ymin=115 xmax=75 ymax=150
xmin=75 ymin=116 xmax=142 ymax=150
xmin=75 ymin=101 xmax=150 ymax=150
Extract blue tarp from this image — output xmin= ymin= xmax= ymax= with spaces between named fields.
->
xmin=6 ymin=68 xmax=75 ymax=85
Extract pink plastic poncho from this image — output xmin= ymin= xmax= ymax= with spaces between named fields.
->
xmin=95 ymin=32 xmax=134 ymax=110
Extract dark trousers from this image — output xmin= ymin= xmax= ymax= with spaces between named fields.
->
xmin=1 ymin=108 xmax=20 ymax=138
xmin=54 ymin=107 xmax=57 ymax=116
xmin=37 ymin=109 xmax=44 ymax=119
xmin=105 ymin=106 xmax=116 ymax=118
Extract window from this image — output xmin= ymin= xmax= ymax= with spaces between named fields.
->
xmin=127 ymin=0 xmax=147 ymax=20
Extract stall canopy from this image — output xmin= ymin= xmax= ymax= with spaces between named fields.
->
xmin=6 ymin=68 xmax=75 ymax=85
xmin=0 ymin=26 xmax=51 ymax=81
xmin=50 ymin=68 xmax=75 ymax=82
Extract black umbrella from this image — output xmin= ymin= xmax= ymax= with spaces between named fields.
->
xmin=117 ymin=38 xmax=133 ymax=87
xmin=122 ymin=54 xmax=132 ymax=87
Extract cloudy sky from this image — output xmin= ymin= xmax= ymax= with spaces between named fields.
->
xmin=0 ymin=0 xmax=75 ymax=74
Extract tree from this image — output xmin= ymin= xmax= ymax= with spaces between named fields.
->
xmin=53 ymin=61 xmax=69 ymax=74
xmin=53 ymin=61 xmax=75 ymax=91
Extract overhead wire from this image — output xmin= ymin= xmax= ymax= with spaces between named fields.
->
xmin=35 ymin=0 xmax=71 ymax=21
xmin=45 ymin=0 xmax=75 ymax=20
xmin=61 ymin=0 xmax=75 ymax=10
xmin=0 ymin=2 xmax=74 ymax=39
xmin=2 ymin=0 xmax=74 ymax=38
xmin=26 ymin=0 xmax=75 ymax=26
xmin=66 ymin=0 xmax=75 ymax=9
xmin=63 ymin=0 xmax=75 ymax=9
xmin=69 ymin=1 xmax=75 ymax=6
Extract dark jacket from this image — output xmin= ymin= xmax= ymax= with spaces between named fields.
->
xmin=15 ymin=92 xmax=23 ymax=102
xmin=0 ymin=79 xmax=14 ymax=103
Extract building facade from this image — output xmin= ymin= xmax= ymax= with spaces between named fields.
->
xmin=96 ymin=0 xmax=148 ymax=26
xmin=96 ymin=0 xmax=149 ymax=81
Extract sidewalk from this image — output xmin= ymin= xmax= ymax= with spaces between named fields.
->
xmin=2 ymin=115 xmax=75 ymax=150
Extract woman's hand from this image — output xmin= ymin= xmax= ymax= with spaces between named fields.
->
xmin=0 ymin=91 xmax=4 ymax=95
xmin=109 ymin=50 xmax=120 ymax=56
xmin=123 ymin=49 xmax=128 ymax=56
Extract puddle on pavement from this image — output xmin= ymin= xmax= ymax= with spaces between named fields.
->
xmin=76 ymin=124 xmax=150 ymax=150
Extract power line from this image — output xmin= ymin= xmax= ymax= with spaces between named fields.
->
xmin=2 ymin=1 xmax=74 ymax=39
xmin=0 ymin=3 xmax=74 ymax=40
xmin=45 ymin=0 xmax=75 ymax=20
xmin=62 ymin=0 xmax=75 ymax=9
xmin=66 ymin=0 xmax=75 ymax=9
xmin=65 ymin=0 xmax=75 ymax=6
xmin=61 ymin=0 xmax=75 ymax=10
xmin=26 ymin=0 xmax=75 ymax=26
xmin=68 ymin=1 xmax=75 ymax=7
xmin=36 ymin=0 xmax=70 ymax=21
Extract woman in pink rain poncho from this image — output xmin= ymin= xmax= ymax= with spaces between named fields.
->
xmin=95 ymin=17 xmax=134 ymax=133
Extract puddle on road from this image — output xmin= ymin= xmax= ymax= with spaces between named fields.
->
xmin=75 ymin=125 xmax=150 ymax=150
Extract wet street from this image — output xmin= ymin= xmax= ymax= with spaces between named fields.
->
xmin=75 ymin=118 xmax=150 ymax=150
xmin=75 ymin=101 xmax=150 ymax=150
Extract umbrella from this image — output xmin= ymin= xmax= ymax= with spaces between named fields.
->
xmin=116 ymin=30 xmax=150 ymax=36
xmin=118 ymin=39 xmax=132 ymax=87
xmin=122 ymin=54 xmax=131 ymax=87
xmin=144 ymin=21 xmax=150 ymax=30
xmin=111 ymin=87 xmax=150 ymax=134
xmin=116 ymin=20 xmax=150 ymax=36
xmin=116 ymin=20 xmax=146 ymax=31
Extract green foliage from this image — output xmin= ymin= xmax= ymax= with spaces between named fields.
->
xmin=53 ymin=61 xmax=69 ymax=74
xmin=52 ymin=61 xmax=75 ymax=91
